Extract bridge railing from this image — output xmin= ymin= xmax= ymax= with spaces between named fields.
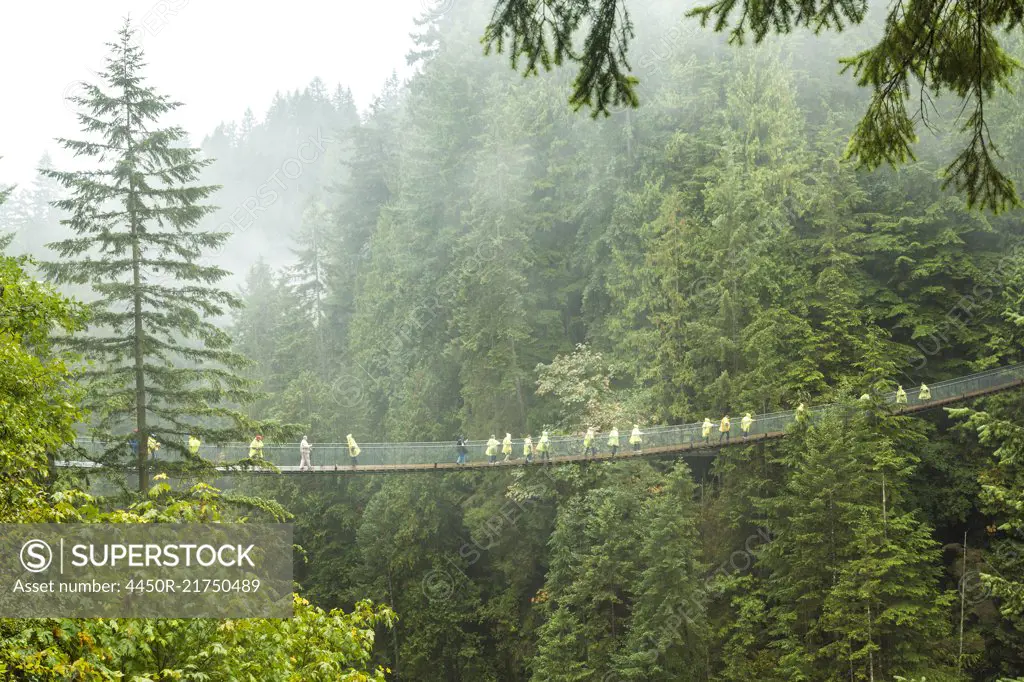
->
xmin=66 ymin=362 xmax=1024 ymax=468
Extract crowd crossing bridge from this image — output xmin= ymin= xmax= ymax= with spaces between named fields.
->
xmin=62 ymin=363 xmax=1024 ymax=476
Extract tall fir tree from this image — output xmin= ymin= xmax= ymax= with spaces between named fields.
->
xmin=232 ymin=259 xmax=290 ymax=407
xmin=950 ymin=399 xmax=1024 ymax=674
xmin=287 ymin=196 xmax=331 ymax=374
xmin=42 ymin=20 xmax=257 ymax=492
xmin=756 ymin=409 xmax=955 ymax=680
xmin=22 ymin=153 xmax=65 ymax=255
xmin=531 ymin=463 xmax=708 ymax=681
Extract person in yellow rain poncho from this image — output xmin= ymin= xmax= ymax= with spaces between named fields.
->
xmin=502 ymin=433 xmax=513 ymax=462
xmin=148 ymin=435 xmax=161 ymax=460
xmin=919 ymin=383 xmax=931 ymax=401
xmin=795 ymin=403 xmax=808 ymax=423
xmin=701 ymin=418 xmax=713 ymax=444
xmin=719 ymin=415 xmax=731 ymax=443
xmin=583 ymin=427 xmax=596 ymax=458
xmin=486 ymin=435 xmax=499 ymax=465
xmin=607 ymin=427 xmax=620 ymax=456
xmin=347 ymin=434 xmax=361 ymax=467
xmin=896 ymin=385 xmax=908 ymax=405
xmin=740 ymin=413 xmax=753 ymax=439
xmin=248 ymin=435 xmax=263 ymax=460
xmin=629 ymin=424 xmax=643 ymax=453
xmin=538 ymin=431 xmax=551 ymax=463
xmin=187 ymin=434 xmax=201 ymax=457
xmin=523 ymin=435 xmax=534 ymax=463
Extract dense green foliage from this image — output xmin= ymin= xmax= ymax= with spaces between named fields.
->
xmin=0 ymin=228 xmax=395 ymax=680
xmin=210 ymin=1 xmax=1024 ymax=679
xmin=227 ymin=1 xmax=1024 ymax=441
xmin=0 ymin=246 xmax=86 ymax=522
xmin=41 ymin=21 xmax=261 ymax=491
xmin=0 ymin=26 xmax=397 ymax=681
xmin=484 ymin=0 xmax=1024 ymax=211
xmin=4 ymin=0 xmax=1024 ymax=679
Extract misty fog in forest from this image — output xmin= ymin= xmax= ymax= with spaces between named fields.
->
xmin=3 ymin=0 xmax=1024 ymax=680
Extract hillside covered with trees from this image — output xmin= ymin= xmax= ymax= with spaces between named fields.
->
xmin=218 ymin=1 xmax=1024 ymax=678
xmin=3 ymin=0 xmax=1024 ymax=679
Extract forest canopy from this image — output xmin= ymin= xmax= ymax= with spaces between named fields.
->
xmin=482 ymin=0 xmax=1024 ymax=212
xmin=2 ymin=0 xmax=1024 ymax=679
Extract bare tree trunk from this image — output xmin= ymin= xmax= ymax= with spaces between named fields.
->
xmin=958 ymin=531 xmax=967 ymax=675
xmin=125 ymin=37 xmax=148 ymax=494
xmin=388 ymin=566 xmax=400 ymax=677
xmin=881 ymin=472 xmax=887 ymax=539
xmin=131 ymin=236 xmax=148 ymax=493
xmin=867 ymin=604 xmax=874 ymax=682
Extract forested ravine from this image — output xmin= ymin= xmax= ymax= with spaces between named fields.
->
xmin=3 ymin=0 xmax=1024 ymax=679
xmin=215 ymin=1 xmax=1024 ymax=679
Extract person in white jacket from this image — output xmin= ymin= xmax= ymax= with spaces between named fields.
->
xmin=299 ymin=436 xmax=312 ymax=471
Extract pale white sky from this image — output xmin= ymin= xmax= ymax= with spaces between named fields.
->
xmin=0 ymin=0 xmax=429 ymax=187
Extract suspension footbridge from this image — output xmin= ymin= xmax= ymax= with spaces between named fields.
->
xmin=61 ymin=363 xmax=1024 ymax=476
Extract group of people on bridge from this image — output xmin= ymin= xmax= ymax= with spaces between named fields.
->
xmin=891 ymin=383 xmax=931 ymax=403
xmin=464 ymin=425 xmax=648 ymax=466
xmin=123 ymin=381 xmax=931 ymax=469
xmin=246 ymin=434 xmax=363 ymax=469
xmin=453 ymin=381 xmax=934 ymax=464
xmin=129 ymin=432 xmax=365 ymax=469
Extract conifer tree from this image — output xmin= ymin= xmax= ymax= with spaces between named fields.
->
xmin=325 ymin=74 xmax=400 ymax=371
xmin=531 ymin=464 xmax=707 ymax=680
xmin=484 ymin=0 xmax=1023 ymax=211
xmin=21 ymin=154 xmax=64 ymax=255
xmin=287 ymin=196 xmax=331 ymax=374
xmin=232 ymin=259 xmax=293 ymax=417
xmin=758 ymin=408 xmax=954 ymax=680
xmin=42 ymin=20 xmax=256 ymax=492
xmin=950 ymin=404 xmax=1024 ymax=657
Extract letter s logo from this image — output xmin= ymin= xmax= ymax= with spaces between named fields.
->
xmin=20 ymin=539 xmax=53 ymax=573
